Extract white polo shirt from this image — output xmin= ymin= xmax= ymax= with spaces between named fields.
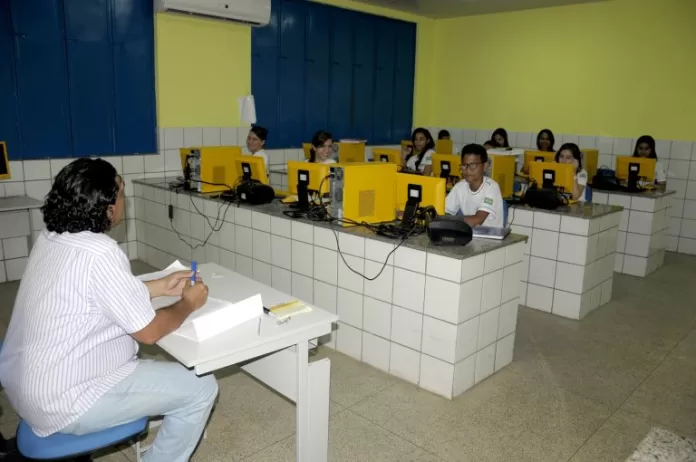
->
xmin=445 ymin=177 xmax=505 ymax=228
xmin=406 ymin=149 xmax=435 ymax=173
xmin=252 ymin=149 xmax=268 ymax=168
xmin=0 ymin=230 xmax=155 ymax=436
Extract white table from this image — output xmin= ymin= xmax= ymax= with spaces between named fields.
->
xmin=157 ymin=263 xmax=338 ymax=461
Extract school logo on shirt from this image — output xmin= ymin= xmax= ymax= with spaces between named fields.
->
xmin=484 ymin=197 xmax=494 ymax=206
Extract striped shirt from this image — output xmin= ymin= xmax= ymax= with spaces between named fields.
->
xmin=0 ymin=230 xmax=155 ymax=436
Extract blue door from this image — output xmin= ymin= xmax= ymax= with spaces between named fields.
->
xmin=392 ymin=21 xmax=416 ymax=143
xmin=327 ymin=7 xmax=354 ymax=140
xmin=0 ymin=4 xmax=21 ymax=159
xmin=352 ymin=13 xmax=375 ymax=143
xmin=303 ymin=2 xmax=330 ymax=142
xmin=278 ymin=0 xmax=306 ymax=148
xmin=372 ymin=19 xmax=396 ymax=145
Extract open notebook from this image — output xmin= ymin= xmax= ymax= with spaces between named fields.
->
xmin=472 ymin=226 xmax=511 ymax=240
xmin=138 ymin=261 xmax=263 ymax=342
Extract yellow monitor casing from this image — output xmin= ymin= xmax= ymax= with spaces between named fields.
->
xmin=615 ymin=156 xmax=656 ymax=183
xmin=0 ymin=142 xmax=11 ymax=180
xmin=179 ymin=146 xmax=242 ymax=193
xmin=523 ymin=150 xmax=555 ymax=174
xmin=372 ymin=148 xmax=401 ymax=165
xmin=302 ymin=143 xmax=312 ymax=160
xmin=235 ymin=155 xmax=269 ymax=185
xmin=395 ymin=173 xmax=446 ymax=216
xmin=338 ymin=141 xmax=365 ymax=163
xmin=581 ymin=148 xmax=599 ymax=182
xmin=435 ymin=139 xmax=453 ymax=154
xmin=488 ymin=155 xmax=516 ymax=199
xmin=287 ymin=161 xmax=331 ymax=196
xmin=431 ymin=154 xmax=461 ymax=181
xmin=529 ymin=162 xmax=576 ymax=194
xmin=329 ymin=162 xmax=397 ymax=226
xmin=401 ymin=140 xmax=413 ymax=150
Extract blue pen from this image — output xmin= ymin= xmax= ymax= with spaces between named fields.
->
xmin=190 ymin=261 xmax=197 ymax=286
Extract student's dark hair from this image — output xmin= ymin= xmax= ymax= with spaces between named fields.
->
xmin=555 ymin=143 xmax=583 ymax=172
xmin=491 ymin=128 xmax=510 ymax=148
xmin=249 ymin=126 xmax=268 ymax=142
xmin=438 ymin=129 xmax=450 ymax=140
xmin=483 ymin=140 xmax=495 ymax=147
xmin=406 ymin=127 xmax=436 ymax=170
xmin=536 ymin=129 xmax=555 ymax=151
xmin=42 ymin=158 xmax=120 ymax=234
xmin=461 ymin=143 xmax=489 ymax=164
xmin=633 ymin=135 xmax=657 ymax=159
xmin=309 ymin=130 xmax=333 ymax=163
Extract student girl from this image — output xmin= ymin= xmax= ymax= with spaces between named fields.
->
xmin=536 ymin=129 xmax=555 ymax=152
xmin=402 ymin=127 xmax=436 ymax=175
xmin=438 ymin=130 xmax=451 ymax=140
xmin=633 ymin=135 xmax=667 ymax=186
xmin=556 ymin=143 xmax=588 ymax=202
xmin=246 ymin=126 xmax=268 ymax=167
xmin=308 ymin=131 xmax=336 ymax=164
xmin=491 ymin=128 xmax=510 ymax=148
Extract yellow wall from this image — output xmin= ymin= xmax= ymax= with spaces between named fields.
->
xmin=155 ymin=13 xmax=251 ymax=128
xmin=155 ymin=3 xmax=431 ymax=129
xmin=426 ymin=0 xmax=696 ymax=140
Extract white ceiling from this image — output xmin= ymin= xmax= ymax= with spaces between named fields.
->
xmin=344 ymin=0 xmax=611 ymax=18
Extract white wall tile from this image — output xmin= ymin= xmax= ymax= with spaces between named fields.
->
xmin=23 ymin=160 xmax=51 ymax=181
xmin=622 ymin=255 xmax=648 ymax=277
xmin=596 ymin=137 xmax=614 ymax=155
xmin=477 ymin=306 xmax=500 ymax=349
xmin=364 ymin=260 xmax=394 ymax=303
xmin=314 ymin=247 xmax=338 ymax=285
xmin=528 ymin=256 xmax=556 ymax=287
xmin=421 ymin=316 xmax=458 ymax=363
xmin=272 ymin=266 xmax=292 ymax=295
xmin=481 ymin=269 xmax=503 ymax=312
xmin=337 ymin=254 xmax=365 ymax=294
xmin=526 ymin=283 xmax=553 ymax=312
xmin=252 ymin=231 xmax=271 ymax=263
xmin=313 ymin=226 xmax=338 ymax=251
xmin=235 ymin=225 xmax=253 ymax=257
xmin=426 ymin=253 xmax=462 ymax=282
xmin=497 ymin=298 xmax=519 ymax=339
xmin=220 ymin=127 xmax=238 ymax=146
xmin=483 ymin=248 xmax=505 ymax=274
xmin=202 ymin=127 xmax=221 ymax=146
xmin=365 ymin=239 xmax=394 ymax=265
xmin=505 ymin=243 xmax=524 ymax=266
xmin=392 ymin=268 xmax=426 ymax=313
xmin=530 ymin=229 xmax=559 ymax=260
xmin=291 ymin=240 xmax=313 ymax=277
xmin=424 ymin=276 xmax=461 ymax=324
xmin=271 ymin=216 xmax=292 ymax=237
xmin=338 ymin=232 xmax=364 ymax=258
xmin=363 ymin=296 xmax=391 ymax=339
xmin=495 ymin=333 xmax=515 ymax=372
xmin=511 ymin=208 xmax=534 ymax=227
xmin=313 ymin=280 xmax=337 ymax=314
xmin=336 ymin=322 xmax=362 ymax=361
xmin=554 ymin=262 xmax=585 ymax=294
xmin=236 ymin=254 xmax=253 ymax=278
xmin=5 ymin=257 xmax=27 ymax=281
xmin=337 ymin=288 xmax=363 ymax=329
xmin=270 ymin=235 xmax=291 ymax=271
xmin=557 ymin=234 xmax=588 ymax=265
xmin=291 ymin=272 xmax=314 ymax=303
xmin=393 ymin=246 xmax=426 ymax=273
xmin=612 ymin=138 xmax=633 ymax=155
xmin=453 ymin=355 xmax=476 ymax=396
xmin=253 ymin=260 xmax=272 ymax=286
xmin=458 ymin=276 xmax=483 ymax=323
xmin=362 ymin=333 xmax=390 ymax=373
xmin=474 ymin=343 xmax=496 ymax=383
xmin=419 ymin=354 xmax=454 ymax=398
xmin=670 ymin=141 xmax=693 ymax=160
xmin=2 ymin=236 xmax=28 ymax=259
xmin=560 ymin=216 xmax=590 ymax=235
xmin=391 ymin=305 xmax=423 ymax=350
xmin=625 ymin=233 xmax=651 ymax=257
xmin=389 ymin=343 xmax=420 ymax=385
xmin=183 ymin=127 xmax=203 ymax=147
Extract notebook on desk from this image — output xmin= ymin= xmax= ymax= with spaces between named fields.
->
xmin=472 ymin=226 xmax=511 ymax=240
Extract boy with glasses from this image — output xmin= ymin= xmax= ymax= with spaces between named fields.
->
xmin=445 ymin=144 xmax=504 ymax=228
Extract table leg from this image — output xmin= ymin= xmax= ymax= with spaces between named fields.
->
xmin=296 ymin=340 xmax=310 ymax=460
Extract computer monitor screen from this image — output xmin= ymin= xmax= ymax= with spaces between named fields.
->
xmin=235 ymin=155 xmax=268 ymax=185
xmin=529 ymin=162 xmax=575 ymax=194
xmin=523 ymin=150 xmax=555 ymax=174
xmin=395 ymin=173 xmax=446 ymax=216
xmin=287 ymin=161 xmax=331 ymax=196
xmin=615 ymin=156 xmax=656 ymax=183
xmin=432 ymin=154 xmax=461 ymax=180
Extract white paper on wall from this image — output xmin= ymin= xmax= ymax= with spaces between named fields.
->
xmin=238 ymin=94 xmax=257 ymax=125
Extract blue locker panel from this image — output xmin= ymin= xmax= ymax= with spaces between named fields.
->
xmin=13 ymin=37 xmax=72 ymax=158
xmin=372 ymin=20 xmax=396 ymax=145
xmin=111 ymin=0 xmax=152 ymax=42
xmin=277 ymin=0 xmax=305 ymax=147
xmin=0 ymin=5 xmax=21 ymax=160
xmin=113 ymin=39 xmax=156 ymax=154
xmin=392 ymin=21 xmax=416 ymax=143
xmin=64 ymin=0 xmax=109 ymax=41
xmin=303 ymin=2 xmax=330 ymax=142
xmin=351 ymin=13 xmax=375 ymax=142
xmin=67 ymin=41 xmax=115 ymax=156
xmin=328 ymin=8 xmax=353 ymax=139
xmin=251 ymin=0 xmax=280 ymax=148
xmin=9 ymin=0 xmax=63 ymax=39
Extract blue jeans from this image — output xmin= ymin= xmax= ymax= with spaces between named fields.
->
xmin=61 ymin=360 xmax=218 ymax=462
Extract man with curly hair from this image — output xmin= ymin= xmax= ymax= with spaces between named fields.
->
xmin=0 ymin=158 xmax=217 ymax=462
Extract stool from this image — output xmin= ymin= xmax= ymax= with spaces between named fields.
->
xmin=16 ymin=417 xmax=148 ymax=461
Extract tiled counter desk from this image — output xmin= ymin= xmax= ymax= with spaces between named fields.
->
xmin=509 ymin=202 xmax=623 ymax=320
xmin=0 ymin=195 xmax=43 ymax=282
xmin=590 ymin=189 xmax=674 ymax=278
xmin=133 ymin=178 xmax=527 ymax=399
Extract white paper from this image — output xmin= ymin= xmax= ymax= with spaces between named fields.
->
xmin=238 ymin=94 xmax=257 ymax=125
xmin=173 ymin=294 xmax=263 ymax=342
xmin=137 ymin=260 xmax=190 ymax=282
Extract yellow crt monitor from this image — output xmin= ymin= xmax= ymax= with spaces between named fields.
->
xmin=435 ymin=139 xmax=453 ymax=154
xmin=372 ymin=148 xmax=401 ymax=165
xmin=235 ymin=155 xmax=269 ymax=185
xmin=615 ymin=156 xmax=656 ymax=183
xmin=338 ymin=141 xmax=366 ymax=163
xmin=395 ymin=173 xmax=446 ymax=216
xmin=529 ymin=162 xmax=576 ymax=193
xmin=0 ymin=141 xmax=11 ymax=180
xmin=523 ymin=150 xmax=555 ymax=174
xmin=329 ymin=162 xmax=397 ymax=226
xmin=581 ymin=148 xmax=599 ymax=182
xmin=431 ymin=154 xmax=461 ymax=180
xmin=287 ymin=161 xmax=331 ymax=196
xmin=179 ymin=146 xmax=242 ymax=193
xmin=487 ymin=155 xmax=516 ymax=199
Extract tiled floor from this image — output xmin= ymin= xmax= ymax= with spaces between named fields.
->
xmin=1 ymin=254 xmax=695 ymax=461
